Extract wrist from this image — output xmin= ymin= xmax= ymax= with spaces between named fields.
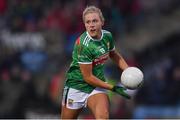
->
xmin=111 ymin=85 xmax=117 ymax=91
xmin=108 ymin=84 xmax=114 ymax=90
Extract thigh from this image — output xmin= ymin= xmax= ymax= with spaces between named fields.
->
xmin=61 ymin=87 xmax=88 ymax=119
xmin=87 ymin=89 xmax=110 ymax=119
xmin=60 ymin=104 xmax=82 ymax=119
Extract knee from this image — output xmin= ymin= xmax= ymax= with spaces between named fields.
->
xmin=95 ymin=110 xmax=109 ymax=119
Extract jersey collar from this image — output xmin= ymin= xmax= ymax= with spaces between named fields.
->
xmin=86 ymin=30 xmax=104 ymax=41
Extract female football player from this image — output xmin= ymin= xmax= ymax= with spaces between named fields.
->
xmin=61 ymin=5 xmax=130 ymax=119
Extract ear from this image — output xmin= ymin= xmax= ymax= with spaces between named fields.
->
xmin=101 ymin=21 xmax=104 ymax=26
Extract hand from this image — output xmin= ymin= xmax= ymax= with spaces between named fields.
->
xmin=112 ymin=85 xmax=131 ymax=99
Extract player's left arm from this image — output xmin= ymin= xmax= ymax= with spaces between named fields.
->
xmin=109 ymin=50 xmax=129 ymax=71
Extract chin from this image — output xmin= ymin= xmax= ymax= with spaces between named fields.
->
xmin=90 ymin=34 xmax=97 ymax=38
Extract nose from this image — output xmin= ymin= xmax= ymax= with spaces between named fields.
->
xmin=89 ymin=22 xmax=95 ymax=28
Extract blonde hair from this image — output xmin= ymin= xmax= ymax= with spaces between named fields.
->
xmin=82 ymin=6 xmax=105 ymax=23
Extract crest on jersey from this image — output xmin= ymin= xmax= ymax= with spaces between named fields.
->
xmin=99 ymin=48 xmax=105 ymax=54
xmin=68 ymin=99 xmax=74 ymax=105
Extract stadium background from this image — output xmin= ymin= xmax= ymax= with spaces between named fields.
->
xmin=0 ymin=0 xmax=180 ymax=119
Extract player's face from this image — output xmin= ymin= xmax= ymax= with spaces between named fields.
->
xmin=84 ymin=12 xmax=104 ymax=39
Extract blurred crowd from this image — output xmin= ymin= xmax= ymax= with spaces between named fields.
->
xmin=0 ymin=0 xmax=180 ymax=119
xmin=133 ymin=33 xmax=180 ymax=118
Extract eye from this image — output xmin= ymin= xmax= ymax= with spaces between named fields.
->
xmin=86 ymin=20 xmax=90 ymax=24
xmin=92 ymin=19 xmax=98 ymax=23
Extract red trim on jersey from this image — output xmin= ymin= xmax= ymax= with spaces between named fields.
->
xmin=92 ymin=54 xmax=109 ymax=67
xmin=75 ymin=37 xmax=80 ymax=45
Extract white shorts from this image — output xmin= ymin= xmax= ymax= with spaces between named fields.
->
xmin=62 ymin=87 xmax=107 ymax=109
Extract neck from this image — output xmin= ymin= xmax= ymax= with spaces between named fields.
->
xmin=87 ymin=30 xmax=103 ymax=41
xmin=93 ymin=30 xmax=102 ymax=40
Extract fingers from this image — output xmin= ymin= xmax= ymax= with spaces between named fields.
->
xmin=120 ymin=90 xmax=131 ymax=99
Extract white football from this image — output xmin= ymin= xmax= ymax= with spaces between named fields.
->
xmin=121 ymin=67 xmax=144 ymax=90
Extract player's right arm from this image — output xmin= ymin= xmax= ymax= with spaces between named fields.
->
xmin=79 ymin=63 xmax=113 ymax=90
xmin=79 ymin=63 xmax=130 ymax=99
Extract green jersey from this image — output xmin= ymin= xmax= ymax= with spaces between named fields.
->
xmin=65 ymin=30 xmax=115 ymax=93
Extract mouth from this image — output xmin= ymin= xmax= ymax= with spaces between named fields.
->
xmin=90 ymin=29 xmax=96 ymax=33
xmin=89 ymin=29 xmax=98 ymax=38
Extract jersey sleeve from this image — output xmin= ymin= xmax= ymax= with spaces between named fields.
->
xmin=108 ymin=32 xmax=115 ymax=51
xmin=77 ymin=44 xmax=93 ymax=64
